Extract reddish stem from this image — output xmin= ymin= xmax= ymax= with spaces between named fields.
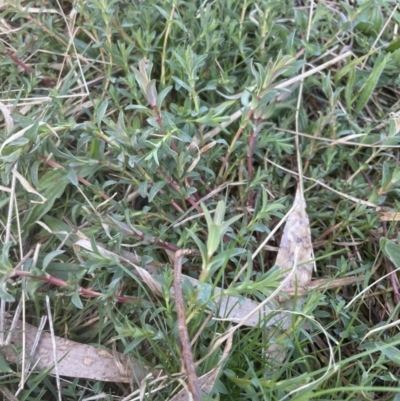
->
xmin=11 ymin=270 xmax=140 ymax=303
xmin=157 ymin=169 xmax=202 ymax=212
xmin=174 ymin=250 xmax=202 ymax=400
xmin=6 ymin=50 xmax=56 ymax=88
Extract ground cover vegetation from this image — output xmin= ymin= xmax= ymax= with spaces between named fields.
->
xmin=1 ymin=0 xmax=400 ymax=399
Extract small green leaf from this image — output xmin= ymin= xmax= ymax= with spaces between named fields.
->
xmin=125 ymin=104 xmax=151 ymax=111
xmin=391 ymin=166 xmax=400 ymax=184
xmin=138 ymin=181 xmax=148 ymax=197
xmin=383 ymin=239 xmax=400 ymax=267
xmin=43 ymin=250 xmax=65 ymax=270
xmin=376 ymin=342 xmax=400 ymax=366
xmin=0 ymin=354 xmax=12 ymax=372
xmin=153 ymin=4 xmax=170 ymax=20
xmin=388 ymin=38 xmax=400 ymax=52
xmin=208 ymin=248 xmax=246 ymax=272
xmin=156 ymin=85 xmax=172 ymax=110
xmin=148 ymin=181 xmax=166 ymax=202
xmin=355 ymin=54 xmax=389 ymax=114
xmin=71 ymin=291 xmax=83 ymax=309
xmin=172 ymin=76 xmax=192 ymax=93
xmin=213 ymin=201 xmax=226 ymax=225
xmin=66 ymin=170 xmax=78 ymax=186
xmin=207 ymin=223 xmax=221 ymax=258
xmin=89 ymin=137 xmax=102 ymax=159
xmin=96 ymin=100 xmax=108 ymax=127
xmin=219 ymin=214 xmax=244 ymax=235
xmin=196 ymin=282 xmax=212 ymax=305
xmin=381 ymin=162 xmax=391 ymax=189
xmin=345 ymin=68 xmax=355 ymax=112
xmin=200 ymin=203 xmax=214 ymax=229
xmin=335 ymin=53 xmax=369 ymax=83
xmin=0 ymin=281 xmax=14 ymax=302
xmin=186 ymin=228 xmax=207 ymax=266
xmin=0 ymin=242 xmax=13 ymax=273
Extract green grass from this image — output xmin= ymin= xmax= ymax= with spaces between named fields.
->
xmin=1 ymin=0 xmax=400 ymax=399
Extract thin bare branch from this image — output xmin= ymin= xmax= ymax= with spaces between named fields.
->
xmin=174 ymin=249 xmax=202 ymax=401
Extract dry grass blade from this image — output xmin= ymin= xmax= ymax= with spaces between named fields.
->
xmin=45 ymin=296 xmax=61 ymax=401
xmin=265 ymin=157 xmax=377 ymax=207
xmin=0 ymin=386 xmax=19 ymax=401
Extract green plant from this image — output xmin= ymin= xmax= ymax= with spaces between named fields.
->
xmin=1 ymin=0 xmax=400 ymax=400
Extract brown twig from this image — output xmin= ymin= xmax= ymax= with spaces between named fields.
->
xmin=174 ymin=249 xmax=202 ymax=401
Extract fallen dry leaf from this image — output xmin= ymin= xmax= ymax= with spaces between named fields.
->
xmin=378 ymin=210 xmax=400 ymax=221
xmin=275 ymin=186 xmax=314 ymax=288
xmin=265 ymin=186 xmax=313 ymax=365
xmin=1 ymin=316 xmax=151 ymax=383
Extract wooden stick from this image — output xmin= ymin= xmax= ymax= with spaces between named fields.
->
xmin=174 ymin=249 xmax=202 ymax=401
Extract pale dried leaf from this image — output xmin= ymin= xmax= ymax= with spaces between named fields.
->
xmin=1 ymin=316 xmax=151 ymax=383
xmin=329 ymin=133 xmax=366 ymax=145
xmin=265 ymin=186 xmax=314 ymax=365
xmin=0 ymin=123 xmax=43 ymax=155
xmin=390 ymin=112 xmax=400 ymax=135
xmin=275 ymin=187 xmax=313 ymax=288
xmin=13 ymin=169 xmax=47 ymax=204
xmin=378 ymin=211 xmax=400 ymax=221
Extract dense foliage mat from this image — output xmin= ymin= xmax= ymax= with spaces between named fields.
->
xmin=1 ymin=0 xmax=400 ymax=399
